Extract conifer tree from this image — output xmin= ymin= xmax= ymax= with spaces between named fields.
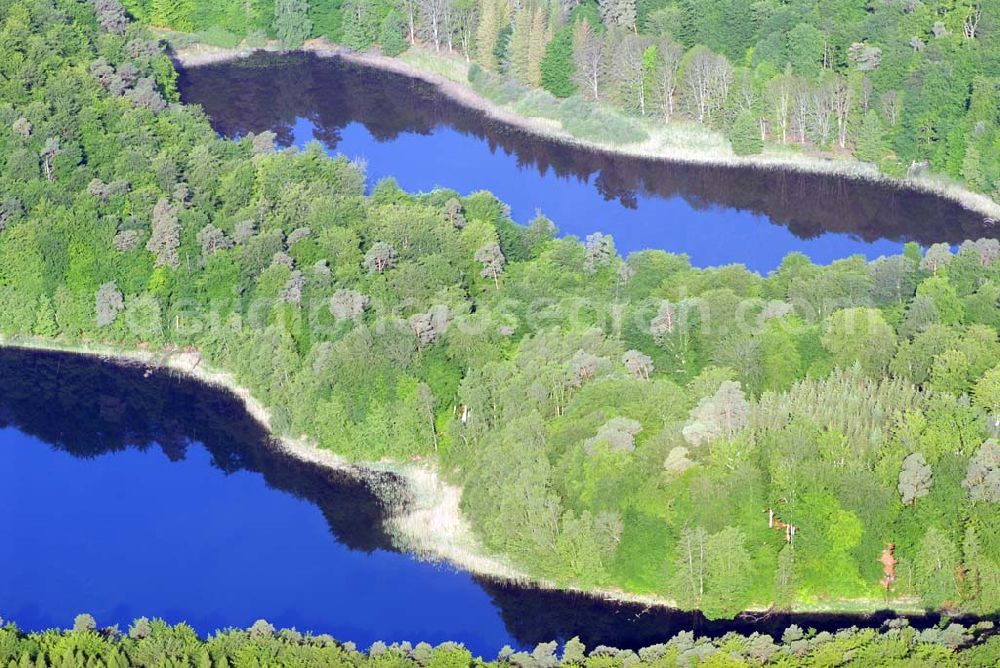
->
xmin=379 ymin=10 xmax=409 ymax=56
xmin=146 ymin=199 xmax=180 ymax=269
xmin=526 ymin=7 xmax=550 ymax=87
xmin=509 ymin=7 xmax=533 ymax=83
xmin=33 ymin=295 xmax=57 ymax=337
xmin=729 ymin=109 xmax=763 ymax=155
xmin=274 ymin=0 xmax=312 ymax=48
xmin=476 ymin=0 xmax=506 ymax=69
xmin=915 ymin=527 xmax=959 ymax=608
xmin=541 ymin=25 xmax=576 ymax=97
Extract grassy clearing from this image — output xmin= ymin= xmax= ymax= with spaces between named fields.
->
xmin=643 ymin=121 xmax=731 ymax=153
xmin=399 ymin=49 xmax=469 ymax=83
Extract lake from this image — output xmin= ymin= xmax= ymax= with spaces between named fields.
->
xmin=0 ymin=348 xmax=966 ymax=654
xmin=176 ymin=52 xmax=993 ymax=272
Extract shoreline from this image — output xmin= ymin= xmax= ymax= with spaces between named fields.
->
xmin=168 ymin=39 xmax=1000 ymax=223
xmin=0 ymin=336 xmax=524 ymax=583
xmin=0 ymin=335 xmax=931 ymax=618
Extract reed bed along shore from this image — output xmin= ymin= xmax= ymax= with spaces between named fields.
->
xmin=168 ymin=38 xmax=1000 ymax=223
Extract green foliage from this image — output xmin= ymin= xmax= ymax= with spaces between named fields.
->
xmin=274 ymin=0 xmax=312 ymax=48
xmin=309 ymin=0 xmax=343 ymax=41
xmin=4 ymin=0 xmax=1000 ymax=622
xmin=559 ymin=97 xmax=648 ymax=144
xmin=378 ymin=10 xmax=408 ymax=57
xmin=0 ymin=617 xmax=995 ymax=667
xmin=195 ymin=26 xmax=243 ymax=49
xmin=540 ymin=27 xmax=576 ymax=98
xmin=821 ymin=308 xmax=897 ymax=375
xmin=146 ymin=0 xmax=1000 ymax=198
xmin=729 ymin=110 xmax=762 ymax=155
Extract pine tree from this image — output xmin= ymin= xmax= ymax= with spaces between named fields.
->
xmin=475 ymin=241 xmax=506 ymax=289
xmin=526 ymin=7 xmax=550 ymax=87
xmin=855 ymin=111 xmax=888 ymax=165
xmin=915 ymin=526 xmax=959 ymax=608
xmin=702 ymin=527 xmax=753 ymax=621
xmin=898 ymin=452 xmax=933 ymax=506
xmin=274 ymin=0 xmax=312 ymax=48
xmin=476 ymin=0 xmax=503 ymax=69
xmin=962 ymin=439 xmax=1000 ymax=502
xmin=541 ymin=25 xmax=576 ymax=97
xmin=33 ymin=295 xmax=57 ymax=337
xmin=671 ymin=525 xmax=707 ymax=609
xmin=379 ymin=10 xmax=409 ymax=56
xmin=961 ymin=524 xmax=1000 ymax=614
xmin=342 ymin=0 xmax=375 ymax=50
xmin=509 ymin=7 xmax=533 ymax=83
xmin=146 ymin=198 xmax=180 ymax=269
xmin=729 ymin=110 xmax=763 ymax=155
xmin=775 ymin=544 xmax=796 ymax=608
xmin=308 ymin=0 xmax=343 ymax=41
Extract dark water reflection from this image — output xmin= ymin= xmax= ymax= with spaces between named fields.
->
xmin=177 ymin=52 xmax=993 ymax=271
xmin=0 ymin=348 xmax=980 ymax=652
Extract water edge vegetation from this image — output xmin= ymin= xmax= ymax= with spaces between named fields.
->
xmin=1 ymin=0 xmax=1000 ymax=629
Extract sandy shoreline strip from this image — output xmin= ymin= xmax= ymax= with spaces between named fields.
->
xmin=1 ymin=336 xmax=929 ymax=616
xmin=170 ymin=39 xmax=1000 ymax=223
xmin=0 ymin=337 xmax=700 ymax=611
xmin=0 ymin=338 xmax=517 ymax=576
xmin=7 ymin=36 xmax=947 ymax=616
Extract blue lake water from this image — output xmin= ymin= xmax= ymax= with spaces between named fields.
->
xmin=0 ymin=432 xmax=509 ymax=651
xmin=295 ymin=119 xmax=898 ymax=270
xmin=0 ymin=52 xmax=987 ymax=653
xmin=178 ymin=52 xmax=992 ymax=272
xmin=0 ymin=349 xmax=964 ymax=652
xmin=0 ymin=350 xmax=512 ymax=652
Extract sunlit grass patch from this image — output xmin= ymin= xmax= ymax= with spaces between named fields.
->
xmin=400 ymin=49 xmax=469 ymax=83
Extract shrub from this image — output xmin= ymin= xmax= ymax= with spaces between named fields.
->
xmin=196 ymin=26 xmax=242 ymax=49
xmin=468 ymin=66 xmax=529 ymax=106
xmin=559 ymin=97 xmax=648 ymax=145
xmin=513 ymin=89 xmax=562 ymax=120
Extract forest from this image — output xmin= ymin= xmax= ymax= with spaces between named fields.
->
xmin=1 ymin=0 xmax=1000 ymax=620
xmin=121 ymin=0 xmax=1000 ymax=201
xmin=0 ymin=615 xmax=999 ymax=667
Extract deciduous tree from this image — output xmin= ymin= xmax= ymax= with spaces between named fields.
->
xmin=682 ymin=380 xmax=749 ymax=448
xmin=95 ymin=282 xmax=124 ymax=328
xmin=962 ymin=439 xmax=1000 ymax=503
xmin=146 ymin=198 xmax=180 ymax=269
xmin=898 ymin=452 xmax=932 ymax=506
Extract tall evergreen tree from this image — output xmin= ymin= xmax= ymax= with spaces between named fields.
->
xmin=526 ymin=7 xmax=550 ymax=87
xmin=729 ymin=109 xmax=763 ymax=155
xmin=509 ymin=6 xmax=533 ymax=83
xmin=274 ymin=0 xmax=312 ymax=48
xmin=379 ymin=10 xmax=409 ymax=56
xmin=541 ymin=25 xmax=577 ymax=97
xmin=476 ymin=0 xmax=508 ymax=69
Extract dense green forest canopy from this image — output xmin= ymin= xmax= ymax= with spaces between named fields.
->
xmin=1 ymin=0 xmax=1000 ymax=620
xmin=1 ymin=615 xmax=999 ymax=667
xmin=129 ymin=0 xmax=1000 ymax=199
